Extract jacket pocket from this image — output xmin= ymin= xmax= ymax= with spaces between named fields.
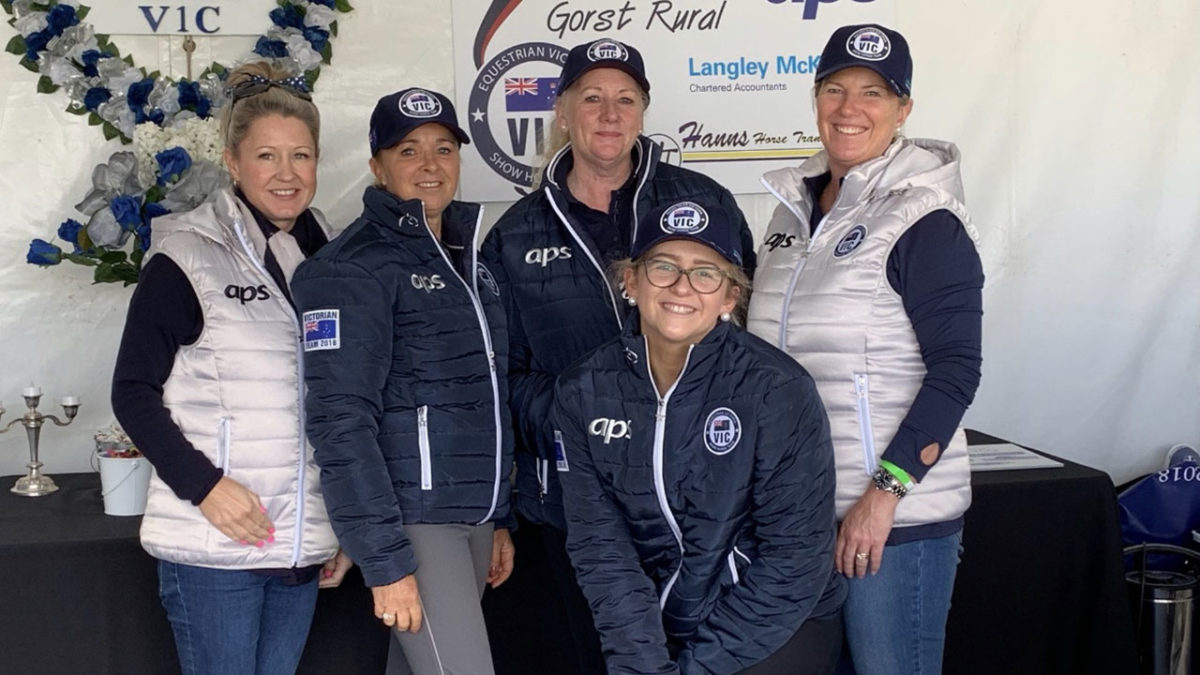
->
xmin=854 ymin=373 xmax=877 ymax=475
xmin=217 ymin=416 xmax=232 ymax=475
xmin=417 ymin=405 xmax=432 ymax=491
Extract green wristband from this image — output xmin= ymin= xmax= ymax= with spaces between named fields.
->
xmin=878 ymin=459 xmax=915 ymax=489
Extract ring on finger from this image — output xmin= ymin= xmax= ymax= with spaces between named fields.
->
xmin=855 ymin=552 xmax=869 ymax=562
xmin=381 ymin=612 xmax=394 ymax=622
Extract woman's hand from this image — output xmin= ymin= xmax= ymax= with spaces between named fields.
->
xmin=319 ymin=550 xmax=354 ymax=589
xmin=835 ymin=486 xmax=900 ymax=577
xmin=198 ymin=476 xmax=274 ymax=545
xmin=487 ymin=528 xmax=515 ymax=588
xmin=372 ymin=575 xmax=423 ymax=633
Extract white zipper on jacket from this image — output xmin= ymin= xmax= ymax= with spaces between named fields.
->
xmin=545 ymin=190 xmax=624 ymax=329
xmin=417 ymin=405 xmax=433 ymax=490
xmin=233 ymin=220 xmax=307 ymax=566
xmin=854 ymin=373 xmax=877 ymax=475
xmin=217 ymin=417 xmax=232 ymax=474
xmin=759 ymin=176 xmax=835 ymax=351
xmin=646 ymin=339 xmax=695 ymax=610
xmin=625 ymin=137 xmax=654 ymax=245
xmin=422 ymin=207 xmax=504 ymax=524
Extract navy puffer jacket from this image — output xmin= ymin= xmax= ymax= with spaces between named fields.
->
xmin=292 ymin=187 xmax=512 ymax=587
xmin=552 ymin=318 xmax=844 ymax=675
xmin=480 ymin=136 xmax=756 ymax=529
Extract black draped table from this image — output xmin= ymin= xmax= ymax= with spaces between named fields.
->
xmin=0 ymin=472 xmax=387 ymax=675
xmin=0 ymin=430 xmax=1139 ymax=674
xmin=942 ymin=431 xmax=1138 ymax=674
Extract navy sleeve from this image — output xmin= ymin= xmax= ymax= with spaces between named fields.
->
xmin=881 ymin=210 xmax=983 ymax=482
xmin=553 ymin=378 xmax=680 ymax=675
xmin=111 ymin=255 xmax=222 ymax=505
xmin=292 ymin=257 xmax=417 ymax=587
xmin=677 ymin=375 xmax=839 ymax=673
xmin=480 ymin=225 xmax=558 ymax=460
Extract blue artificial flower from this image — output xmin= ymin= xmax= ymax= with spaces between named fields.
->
xmin=253 ymin=37 xmax=289 ymax=59
xmin=269 ymin=5 xmax=305 ymax=30
xmin=80 ymin=49 xmax=107 ymax=78
xmin=57 ymin=218 xmax=86 ymax=252
xmin=110 ymin=195 xmax=143 ymax=231
xmin=25 ymin=30 xmax=51 ymax=61
xmin=26 ymin=239 xmax=63 ymax=266
xmin=135 ymin=223 xmax=152 ymax=252
xmin=45 ymin=5 xmax=78 ymax=35
xmin=303 ymin=26 xmax=329 ymax=53
xmin=127 ymin=78 xmax=154 ymax=107
xmin=155 ymin=147 xmax=192 ymax=186
xmin=309 ymin=0 xmax=336 ymax=7
xmin=176 ymin=80 xmax=211 ymax=118
xmin=83 ymin=87 xmax=111 ymax=112
xmin=138 ymin=202 xmax=170 ymax=252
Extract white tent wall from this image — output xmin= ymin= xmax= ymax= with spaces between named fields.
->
xmin=0 ymin=1 xmax=1196 ymax=485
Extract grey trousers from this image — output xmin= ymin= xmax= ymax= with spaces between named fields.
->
xmin=385 ymin=522 xmax=496 ymax=675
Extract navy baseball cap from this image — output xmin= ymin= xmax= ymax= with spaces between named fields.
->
xmin=558 ymin=38 xmax=650 ymax=97
xmin=815 ymin=23 xmax=912 ymax=97
xmin=369 ymin=87 xmax=470 ymax=155
xmin=632 ymin=200 xmax=743 ymax=267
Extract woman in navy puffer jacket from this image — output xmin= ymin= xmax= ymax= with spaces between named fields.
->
xmin=553 ymin=200 xmax=845 ymax=675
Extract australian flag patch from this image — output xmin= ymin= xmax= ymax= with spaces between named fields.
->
xmin=302 ymin=309 xmax=340 ymax=351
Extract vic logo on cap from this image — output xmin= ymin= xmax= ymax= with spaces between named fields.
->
xmin=400 ymin=89 xmax=442 ymax=118
xmin=587 ymin=39 xmax=628 ymax=62
xmin=660 ymin=201 xmax=709 ymax=235
xmin=847 ymin=27 xmax=891 ymax=61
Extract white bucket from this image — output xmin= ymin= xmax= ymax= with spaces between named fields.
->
xmin=97 ymin=454 xmax=152 ymax=516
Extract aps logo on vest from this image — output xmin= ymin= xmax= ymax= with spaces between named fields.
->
xmin=589 ymin=417 xmax=632 ymax=445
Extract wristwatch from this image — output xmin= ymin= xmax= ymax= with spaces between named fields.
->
xmin=872 ymin=466 xmax=909 ymax=499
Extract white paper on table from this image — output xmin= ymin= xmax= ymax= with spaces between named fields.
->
xmin=968 ymin=443 xmax=1065 ymax=472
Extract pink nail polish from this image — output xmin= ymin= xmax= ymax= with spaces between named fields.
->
xmin=260 ymin=505 xmax=267 ymax=513
xmin=240 ymin=540 xmax=248 ymax=545
xmin=268 ymin=527 xmax=275 ymax=534
xmin=256 ymin=540 xmax=264 ymax=548
xmin=268 ymin=536 xmax=275 ymax=543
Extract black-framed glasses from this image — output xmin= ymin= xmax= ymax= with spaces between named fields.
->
xmin=641 ymin=258 xmax=729 ymax=294
xmin=230 ymin=76 xmax=312 ymax=104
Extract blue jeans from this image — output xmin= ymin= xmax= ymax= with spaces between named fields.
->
xmin=841 ymin=531 xmax=962 ymax=675
xmin=158 ymin=561 xmax=319 ymax=675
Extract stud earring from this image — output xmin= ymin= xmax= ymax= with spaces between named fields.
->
xmin=719 ymin=312 xmax=731 ymax=323
xmin=627 ymin=297 xmax=637 ymax=307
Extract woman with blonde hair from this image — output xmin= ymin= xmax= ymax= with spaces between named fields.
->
xmin=113 ymin=61 xmax=348 ymax=675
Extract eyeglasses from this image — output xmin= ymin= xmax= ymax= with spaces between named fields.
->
xmin=641 ymin=258 xmax=729 ymax=294
xmin=230 ymin=76 xmax=312 ymax=104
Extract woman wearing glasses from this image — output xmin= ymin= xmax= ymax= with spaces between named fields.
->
xmin=552 ymin=200 xmax=845 ymax=675
xmin=112 ymin=62 xmax=346 ymax=675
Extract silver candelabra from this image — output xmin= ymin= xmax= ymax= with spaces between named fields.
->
xmin=0 ymin=385 xmax=80 ymax=497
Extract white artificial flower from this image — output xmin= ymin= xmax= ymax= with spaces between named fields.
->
xmin=285 ymin=34 xmax=323 ymax=72
xmin=44 ymin=56 xmax=79 ymax=86
xmin=14 ymin=12 xmax=49 ymax=37
xmin=303 ymin=5 xmax=336 ymax=30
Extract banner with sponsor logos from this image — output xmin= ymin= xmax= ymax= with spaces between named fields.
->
xmin=451 ymin=0 xmax=895 ymax=201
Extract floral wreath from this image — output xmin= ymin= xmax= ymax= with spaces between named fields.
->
xmin=5 ymin=0 xmax=353 ymax=283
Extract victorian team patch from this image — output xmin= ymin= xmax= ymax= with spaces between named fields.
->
xmin=833 ymin=224 xmax=868 ymax=258
xmin=303 ymin=309 xmax=340 ymax=352
xmin=704 ymin=407 xmax=741 ymax=455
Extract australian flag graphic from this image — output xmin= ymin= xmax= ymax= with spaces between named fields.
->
xmin=504 ymin=77 xmax=559 ymax=112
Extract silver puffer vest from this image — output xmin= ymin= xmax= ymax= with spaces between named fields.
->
xmin=139 ymin=188 xmax=339 ymax=568
xmin=748 ymin=138 xmax=979 ymax=527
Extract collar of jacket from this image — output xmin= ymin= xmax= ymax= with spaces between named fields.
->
xmin=761 ymin=137 xmax=964 ymax=213
xmin=617 ymin=309 xmax=733 ymax=382
xmin=542 ymin=136 xmax=659 ymax=235
xmin=360 ymin=184 xmax=483 ymax=243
